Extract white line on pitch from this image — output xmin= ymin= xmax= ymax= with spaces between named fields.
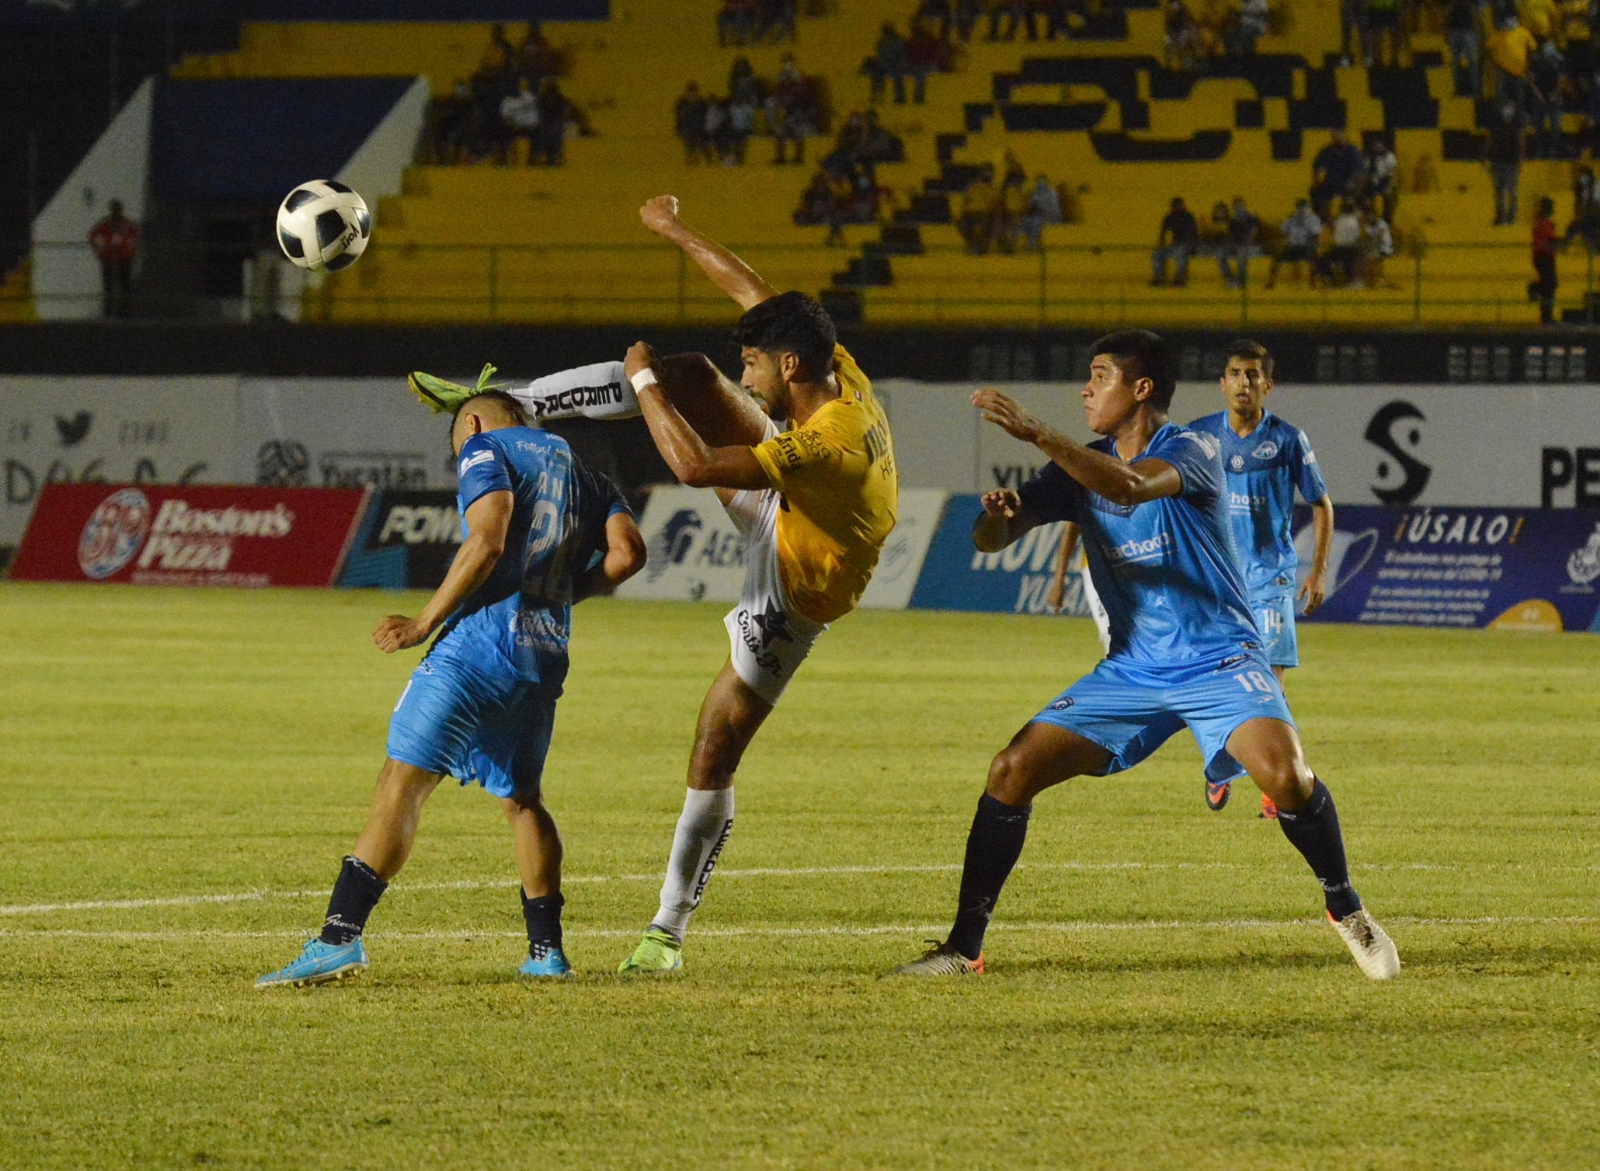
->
xmin=1 ymin=915 xmax=1597 ymax=944
xmin=2 ymin=859 xmax=1593 ymax=919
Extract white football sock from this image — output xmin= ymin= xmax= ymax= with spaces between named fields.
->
xmin=505 ymin=360 xmax=640 ymax=421
xmin=652 ymin=787 xmax=735 ymax=939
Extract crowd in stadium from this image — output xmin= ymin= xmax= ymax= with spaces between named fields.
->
xmin=793 ymin=112 xmax=906 ymax=241
xmin=675 ymin=53 xmax=826 ymax=166
xmin=955 ymin=157 xmax=1068 ymax=253
xmin=422 ymin=23 xmax=589 ymax=165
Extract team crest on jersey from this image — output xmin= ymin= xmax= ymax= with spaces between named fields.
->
xmin=1049 ymin=697 xmax=1075 ymax=711
xmin=1229 ymin=455 xmax=1246 ymax=471
xmin=1251 ymin=441 xmax=1280 ymax=460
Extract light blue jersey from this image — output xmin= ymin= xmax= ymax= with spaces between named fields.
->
xmin=436 ymin=426 xmax=627 ymax=690
xmin=1187 ymin=410 xmax=1328 ymax=597
xmin=1016 ymin=422 xmax=1260 ymax=667
xmin=387 ymin=427 xmax=629 ymax=799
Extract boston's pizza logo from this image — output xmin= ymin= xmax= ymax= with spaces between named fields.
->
xmin=78 ymin=488 xmax=152 ymax=579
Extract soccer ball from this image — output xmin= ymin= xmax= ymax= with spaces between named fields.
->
xmin=275 ymin=180 xmax=371 ymax=272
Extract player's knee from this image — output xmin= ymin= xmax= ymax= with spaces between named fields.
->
xmin=1251 ymin=758 xmax=1312 ymax=803
xmin=985 ymin=749 xmax=1034 ymax=805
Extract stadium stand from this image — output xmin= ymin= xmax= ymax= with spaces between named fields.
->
xmin=159 ymin=0 xmax=1596 ymax=328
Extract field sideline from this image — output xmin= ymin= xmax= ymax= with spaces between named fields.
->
xmin=1 ymin=584 xmax=1597 ymax=1170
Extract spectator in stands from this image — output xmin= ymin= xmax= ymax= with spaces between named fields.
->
xmin=499 ymin=78 xmax=541 ymax=164
xmin=1339 ymin=0 xmax=1368 ymax=67
xmin=480 ymin=23 xmax=514 ymax=77
xmin=1486 ymin=99 xmax=1526 ymax=224
xmin=1364 ymin=0 xmax=1402 ymax=66
xmin=1527 ymin=38 xmax=1566 ymax=156
xmin=1531 ymin=195 xmax=1561 ymax=321
xmin=761 ymin=0 xmax=798 ymax=42
xmin=769 ymin=55 xmax=818 ymax=164
xmin=727 ymin=87 xmax=758 ymax=163
xmin=870 ymin=23 xmax=911 ymax=104
xmin=534 ymin=78 xmax=571 ymax=165
xmin=919 ymin=0 xmax=954 ymax=40
xmin=1320 ymin=199 xmax=1362 ymax=285
xmin=1202 ymin=199 xmax=1232 ymax=265
xmin=703 ymin=95 xmax=730 ymax=164
xmin=719 ymin=0 xmax=758 ymax=45
xmin=1357 ymin=205 xmax=1395 ymax=287
xmin=1267 ymin=198 xmax=1323 ymax=288
xmin=1151 ymin=196 xmax=1199 ymax=286
xmin=1447 ymin=0 xmax=1484 ymax=96
xmin=676 ymin=82 xmax=710 ymax=164
xmin=1310 ymin=131 xmax=1366 ymax=218
xmin=1020 ymin=173 xmax=1064 ymax=249
xmin=993 ymin=169 xmax=1030 ymax=252
xmin=795 ymin=168 xmax=847 ymax=243
xmin=1487 ymin=13 xmax=1537 ymax=109
xmin=89 ymin=199 xmax=137 ymax=320
xmin=955 ymin=0 xmax=983 ymax=39
xmin=1227 ymin=0 xmax=1270 ymax=56
xmin=960 ymin=167 xmax=1000 ymax=253
xmin=906 ymin=19 xmax=949 ymax=102
xmin=730 ymin=56 xmax=763 ymax=106
xmin=1219 ymin=196 xmax=1260 ymax=287
xmin=1364 ymin=133 xmax=1398 ymax=220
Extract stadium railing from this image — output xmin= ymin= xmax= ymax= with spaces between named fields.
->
xmin=13 ymin=239 xmax=1596 ymax=329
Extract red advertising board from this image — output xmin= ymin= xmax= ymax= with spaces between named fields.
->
xmin=9 ymin=483 xmax=370 ymax=587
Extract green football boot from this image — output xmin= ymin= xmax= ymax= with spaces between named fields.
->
xmin=407 ymin=361 xmax=503 ymax=415
xmin=617 ymin=926 xmax=684 ymax=975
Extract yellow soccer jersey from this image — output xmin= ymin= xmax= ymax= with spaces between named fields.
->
xmin=750 ymin=344 xmax=898 ymax=624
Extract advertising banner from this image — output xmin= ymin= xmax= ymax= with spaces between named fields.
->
xmin=1294 ymin=505 xmax=1600 ymax=633
xmin=10 ymin=483 xmax=369 ymax=588
xmin=908 ymin=494 xmax=1094 ymax=617
xmin=878 ymin=380 xmax=1600 ymax=509
xmin=338 ymin=488 xmax=462 ymax=590
xmin=617 ymin=485 xmax=947 ymax=610
xmin=0 ymin=375 xmax=237 ymax=548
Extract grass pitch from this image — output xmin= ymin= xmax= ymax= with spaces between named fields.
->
xmin=1 ymin=584 xmax=1597 ymax=1170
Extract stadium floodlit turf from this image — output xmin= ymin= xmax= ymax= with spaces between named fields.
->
xmin=1 ymin=583 xmax=1597 ymax=1170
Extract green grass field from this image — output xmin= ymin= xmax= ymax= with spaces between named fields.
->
xmin=1 ymin=583 xmax=1597 ymax=1170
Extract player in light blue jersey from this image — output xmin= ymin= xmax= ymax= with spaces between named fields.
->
xmin=257 ymin=391 xmax=644 ymax=989
xmin=1189 ymin=341 xmax=1333 ymax=817
xmin=895 ymin=330 xmax=1398 ymax=981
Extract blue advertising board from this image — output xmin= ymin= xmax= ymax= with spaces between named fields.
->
xmin=908 ymin=495 xmax=1094 ymax=617
xmin=1294 ymin=505 xmax=1600 ymax=633
xmin=910 ymin=494 xmax=1600 ymax=634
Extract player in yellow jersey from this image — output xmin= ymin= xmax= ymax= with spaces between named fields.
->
xmin=615 ymin=195 xmax=898 ymax=972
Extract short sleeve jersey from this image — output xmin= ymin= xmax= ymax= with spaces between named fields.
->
xmin=1188 ymin=410 xmax=1328 ymax=596
xmin=1016 ymin=423 xmax=1259 ymax=667
xmin=749 ymin=344 xmax=898 ymax=624
xmin=437 ymin=427 xmax=631 ymax=688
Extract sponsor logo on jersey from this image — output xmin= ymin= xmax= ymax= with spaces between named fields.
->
xmin=1048 ymin=697 xmax=1075 ymax=711
xmin=1251 ymin=441 xmax=1279 ymax=460
xmin=1107 ymin=531 xmax=1174 ymax=564
xmin=1229 ymin=455 xmax=1246 ymax=471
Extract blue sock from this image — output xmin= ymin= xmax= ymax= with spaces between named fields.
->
xmin=320 ymin=855 xmax=387 ymax=945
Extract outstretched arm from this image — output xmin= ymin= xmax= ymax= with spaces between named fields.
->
xmin=640 ymin=195 xmax=778 ymax=312
xmin=973 ymin=390 xmax=1181 ymax=506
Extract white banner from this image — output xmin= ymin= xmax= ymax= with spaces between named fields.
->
xmin=880 ymin=380 xmax=1600 ymax=508
xmin=617 ymin=484 xmax=946 ymax=611
xmin=0 ymin=375 xmax=237 ymax=547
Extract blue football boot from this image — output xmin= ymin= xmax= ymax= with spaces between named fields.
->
xmin=519 ymin=945 xmax=573 ymax=979
xmin=255 ymin=937 xmax=369 ymax=990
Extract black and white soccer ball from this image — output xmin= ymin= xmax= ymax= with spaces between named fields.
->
xmin=275 ymin=180 xmax=371 ymax=272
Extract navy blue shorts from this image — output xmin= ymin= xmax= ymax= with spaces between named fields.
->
xmin=386 ymin=654 xmax=559 ymax=801
xmin=1030 ymin=652 xmax=1295 ymax=785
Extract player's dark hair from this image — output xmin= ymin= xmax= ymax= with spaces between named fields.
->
xmin=731 ymin=291 xmax=837 ymax=380
xmin=1090 ymin=329 xmax=1175 ymax=410
xmin=456 ymin=390 xmax=529 ymax=427
xmin=1226 ymin=339 xmax=1274 ymax=379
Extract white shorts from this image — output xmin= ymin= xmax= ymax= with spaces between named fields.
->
xmin=720 ymin=484 xmax=826 ymax=706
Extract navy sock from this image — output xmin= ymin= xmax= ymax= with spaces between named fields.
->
xmin=522 ymin=890 xmax=565 ymax=957
xmin=320 ymin=855 xmax=387 ymax=945
xmin=1276 ymin=779 xmax=1362 ymax=920
xmin=947 ymin=793 xmax=1032 ymax=960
